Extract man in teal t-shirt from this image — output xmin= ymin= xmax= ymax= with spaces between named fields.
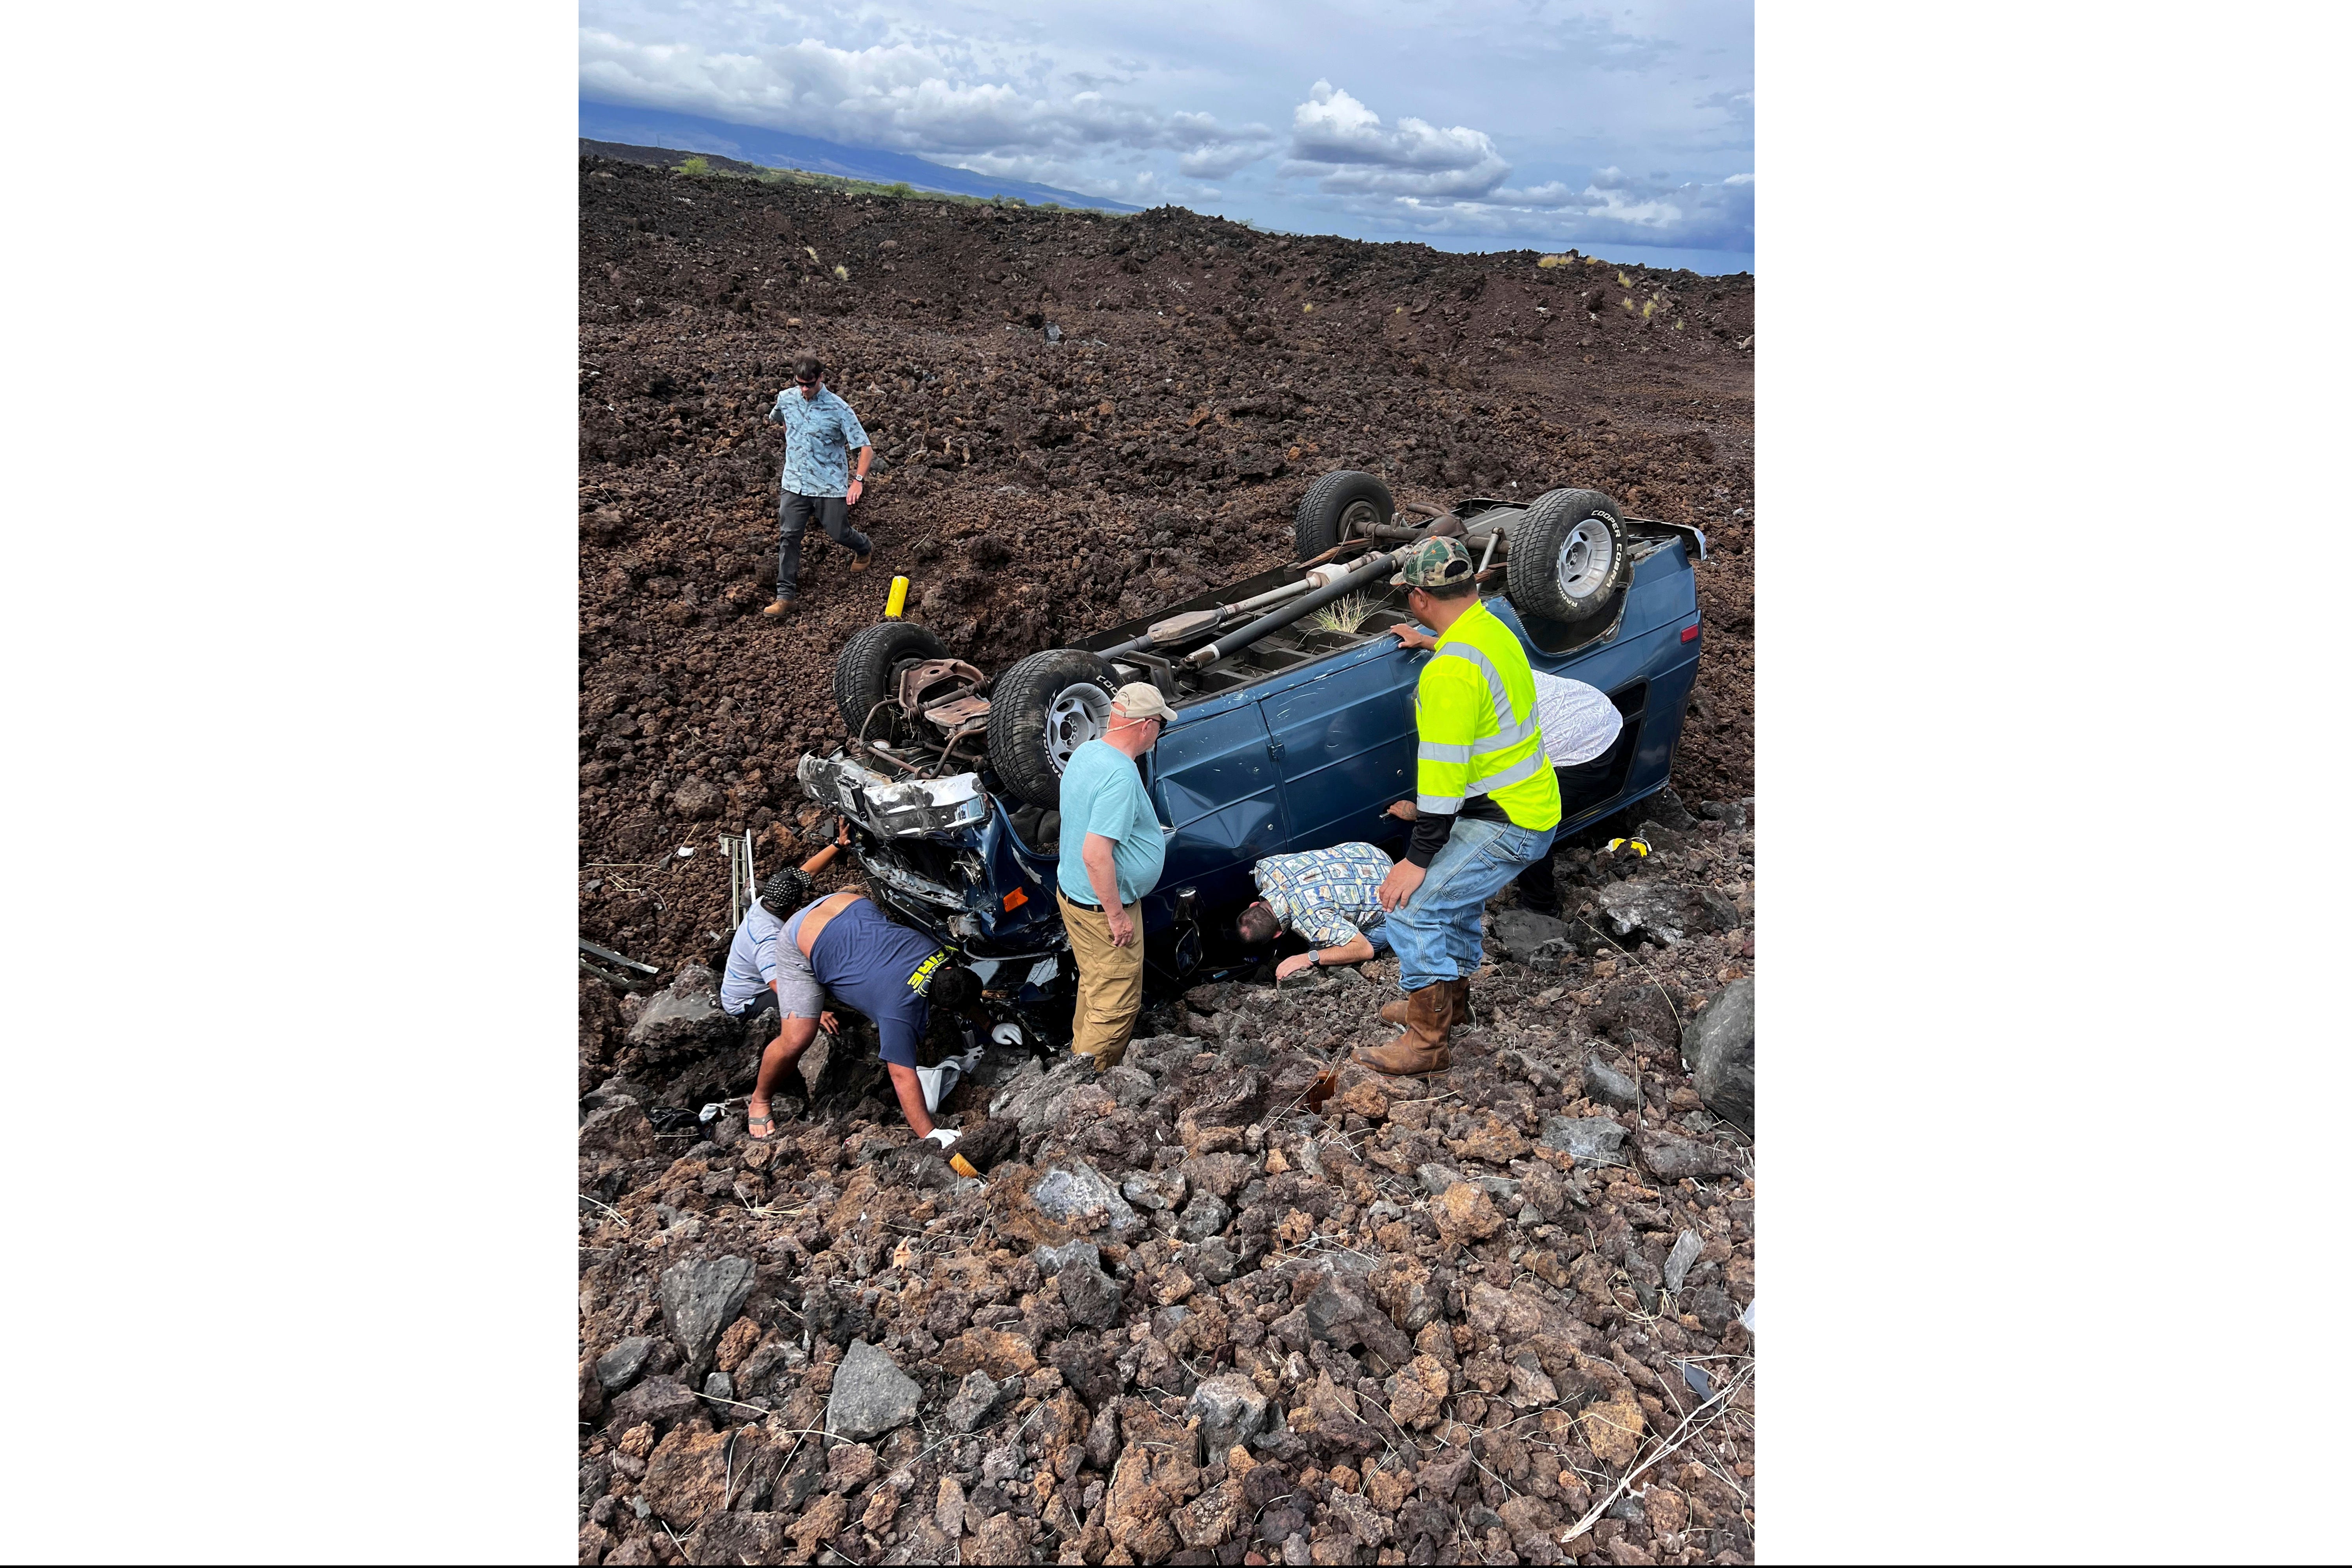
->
xmin=1055 ymin=682 xmax=1175 ymax=1069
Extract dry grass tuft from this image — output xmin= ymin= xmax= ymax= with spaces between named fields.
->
xmin=1307 ymin=593 xmax=1374 ymax=635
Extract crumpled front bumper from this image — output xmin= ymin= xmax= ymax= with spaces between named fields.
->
xmin=794 ymin=748 xmax=1209 ymax=1003
xmin=796 ymin=753 xmax=989 ymax=838
xmin=796 ymin=750 xmax=1062 ymax=960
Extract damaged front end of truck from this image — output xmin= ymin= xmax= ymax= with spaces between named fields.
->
xmin=795 ymin=469 xmax=1706 ymax=1030
xmin=794 ymin=751 xmax=1087 ymax=1011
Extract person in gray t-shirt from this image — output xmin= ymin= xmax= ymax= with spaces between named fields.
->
xmin=720 ymin=875 xmax=832 ymax=1025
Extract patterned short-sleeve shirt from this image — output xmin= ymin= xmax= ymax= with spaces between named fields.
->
xmin=771 ymin=386 xmax=871 ymax=498
xmin=1251 ymin=842 xmax=1394 ymax=948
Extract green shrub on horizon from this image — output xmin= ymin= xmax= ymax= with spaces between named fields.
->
xmin=678 ymin=155 xmax=711 ymax=177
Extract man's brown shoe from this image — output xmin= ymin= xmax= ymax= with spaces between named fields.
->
xmin=1379 ymin=996 xmax=1412 ymax=1025
xmin=1354 ymin=982 xmax=1453 ymax=1077
xmin=762 ymin=598 xmax=798 ymax=617
xmin=850 ymin=553 xmax=873 ymax=573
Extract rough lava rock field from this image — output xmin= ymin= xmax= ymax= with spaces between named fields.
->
xmin=577 ymin=149 xmax=1758 ymax=1566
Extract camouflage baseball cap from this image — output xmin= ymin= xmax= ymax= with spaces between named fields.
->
xmin=1388 ymin=535 xmax=1476 ymax=589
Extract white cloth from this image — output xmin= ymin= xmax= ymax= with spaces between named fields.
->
xmin=918 ymin=1044 xmax=987 ymax=1114
xmin=1532 ymin=671 xmax=1623 ymax=766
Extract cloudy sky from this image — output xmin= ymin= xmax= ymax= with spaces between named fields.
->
xmin=580 ymin=0 xmax=1753 ymax=273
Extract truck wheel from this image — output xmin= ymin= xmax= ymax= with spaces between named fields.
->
xmin=835 ymin=620 xmax=948 ymax=743
xmin=1508 ymin=488 xmax=1630 ymax=624
xmin=987 ymin=647 xmax=1121 ymax=808
xmin=1293 ymin=469 xmax=1394 ymax=558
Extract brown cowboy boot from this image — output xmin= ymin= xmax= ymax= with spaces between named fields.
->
xmin=1384 ymin=976 xmax=1472 ymax=1027
xmin=1354 ymin=982 xmax=1453 ymax=1076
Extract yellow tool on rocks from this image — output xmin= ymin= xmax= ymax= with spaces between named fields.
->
xmin=884 ymin=575 xmax=910 ymax=619
xmin=949 ymin=1152 xmax=982 ymax=1178
xmin=1606 ymin=836 xmax=1653 ymax=858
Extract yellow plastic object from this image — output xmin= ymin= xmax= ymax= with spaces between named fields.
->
xmin=884 ymin=575 xmax=910 ymax=619
xmin=949 ymin=1152 xmax=981 ymax=1179
xmin=1606 ymin=837 xmax=1653 ymax=858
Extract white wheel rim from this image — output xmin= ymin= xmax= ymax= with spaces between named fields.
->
xmin=1557 ymin=518 xmax=1616 ymax=599
xmin=1045 ymin=684 xmax=1111 ymax=773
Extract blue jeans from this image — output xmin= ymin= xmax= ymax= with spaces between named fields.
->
xmin=1385 ymin=816 xmax=1557 ymax=992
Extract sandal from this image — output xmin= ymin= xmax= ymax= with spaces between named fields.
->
xmin=747 ymin=1107 xmax=779 ymax=1141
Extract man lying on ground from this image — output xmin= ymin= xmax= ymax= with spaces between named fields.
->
xmin=1237 ymin=841 xmax=1397 ymax=980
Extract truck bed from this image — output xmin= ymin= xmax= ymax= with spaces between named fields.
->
xmin=1078 ymin=525 xmax=1691 ymax=702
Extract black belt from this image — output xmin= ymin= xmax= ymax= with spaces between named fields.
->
xmin=1061 ymin=890 xmax=1102 ymax=911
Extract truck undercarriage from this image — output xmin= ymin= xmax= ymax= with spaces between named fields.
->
xmin=796 ymin=472 xmax=1707 ymax=1025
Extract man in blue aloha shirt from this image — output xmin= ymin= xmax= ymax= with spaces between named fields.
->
xmin=762 ymin=353 xmax=875 ymax=616
xmin=1236 ymin=841 xmax=1398 ymax=980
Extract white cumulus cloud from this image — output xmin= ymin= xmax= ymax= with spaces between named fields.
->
xmin=1279 ymin=81 xmax=1512 ymax=198
xmin=578 ymin=30 xmax=1276 ymax=176
xmin=1339 ymin=165 xmax=1753 ymax=252
xmin=574 ymin=2 xmax=1752 ymax=262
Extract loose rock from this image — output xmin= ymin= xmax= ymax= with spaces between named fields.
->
xmin=1639 ymin=1130 xmax=1737 ymax=1182
xmin=594 ymin=1335 xmax=655 ymax=1392
xmin=1539 ymin=1115 xmax=1631 ymax=1166
xmin=1583 ymin=1053 xmax=1642 ymax=1111
xmin=1187 ymin=1372 xmax=1275 ymax=1454
xmin=1664 ymin=1228 xmax=1705 ymax=1292
xmin=1432 ymin=1181 xmax=1505 ymax=1243
xmin=825 ymin=1338 xmax=922 ymax=1442
xmin=1683 ymin=976 xmax=1755 ymax=1135
xmin=657 ymin=1255 xmax=756 ymax=1366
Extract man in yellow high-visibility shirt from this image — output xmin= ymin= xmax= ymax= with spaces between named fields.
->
xmin=1358 ymin=537 xmax=1561 ymax=1075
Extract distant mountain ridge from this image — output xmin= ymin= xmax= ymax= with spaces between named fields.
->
xmin=578 ymin=101 xmax=1141 ymax=212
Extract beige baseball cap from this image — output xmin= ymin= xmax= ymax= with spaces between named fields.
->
xmin=1111 ymin=682 xmax=1178 ymax=722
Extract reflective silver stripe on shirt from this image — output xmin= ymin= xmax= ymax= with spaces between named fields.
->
xmin=1465 ymin=749 xmax=1548 ymax=798
xmin=1418 ymin=740 xmax=1472 ymax=764
xmin=1436 ymin=641 xmax=1542 ymax=757
xmin=1470 ymin=713 xmax=1543 ymax=754
xmin=1416 ymin=792 xmax=1466 ymax=814
xmin=1435 ymin=642 xmax=1521 ymax=735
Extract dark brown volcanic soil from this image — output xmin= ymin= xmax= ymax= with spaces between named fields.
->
xmin=577 ymin=153 xmax=1752 ymax=985
xmin=577 ymin=154 xmax=1759 ymax=1568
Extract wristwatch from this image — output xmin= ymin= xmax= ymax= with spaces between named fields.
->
xmin=1309 ymin=951 xmax=1323 ymax=967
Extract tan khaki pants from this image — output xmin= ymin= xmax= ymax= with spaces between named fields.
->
xmin=1059 ymin=891 xmax=1143 ymax=1067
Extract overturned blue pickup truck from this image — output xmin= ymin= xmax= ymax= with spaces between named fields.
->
xmin=797 ymin=469 xmax=1704 ymax=1011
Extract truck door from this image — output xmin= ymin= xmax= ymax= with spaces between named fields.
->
xmin=1258 ymin=643 xmax=1421 ymax=858
xmin=1147 ymin=694 xmax=1292 ymax=915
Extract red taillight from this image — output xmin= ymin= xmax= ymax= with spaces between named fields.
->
xmin=1004 ymin=888 xmax=1029 ymax=911
xmin=1681 ymin=623 xmax=1700 ymax=643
